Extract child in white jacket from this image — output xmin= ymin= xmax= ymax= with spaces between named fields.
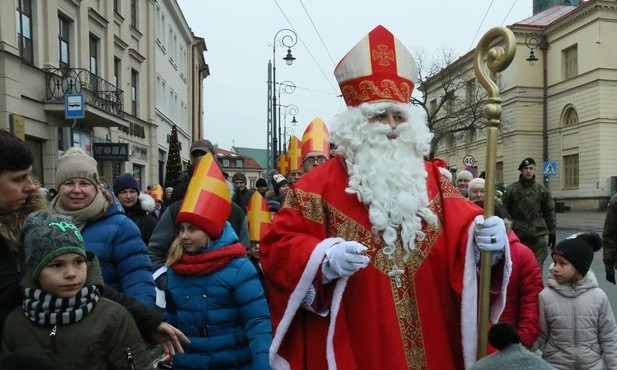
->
xmin=535 ymin=232 xmax=617 ymax=369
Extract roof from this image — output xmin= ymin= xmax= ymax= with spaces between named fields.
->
xmin=231 ymin=146 xmax=268 ymax=169
xmin=213 ymin=147 xmax=262 ymax=170
xmin=512 ymin=5 xmax=577 ymax=28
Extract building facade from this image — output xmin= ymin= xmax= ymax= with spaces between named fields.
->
xmin=426 ymin=1 xmax=617 ymax=211
xmin=0 ymin=0 xmax=206 ymax=190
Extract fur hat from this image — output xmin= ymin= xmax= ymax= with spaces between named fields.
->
xmin=518 ymin=157 xmax=535 ymax=171
xmin=553 ymin=232 xmax=602 ymax=276
xmin=272 ymin=174 xmax=289 ymax=196
xmin=0 ymin=130 xmax=33 ymax=173
xmin=468 ymin=178 xmax=485 ymax=194
xmin=113 ymin=173 xmax=141 ymax=195
xmin=232 ymin=172 xmax=247 ymax=184
xmin=21 ymin=211 xmax=86 ymax=279
xmin=55 ymin=147 xmax=99 ymax=189
xmin=456 ymin=170 xmax=473 ymax=182
xmin=255 ymin=178 xmax=267 ymax=188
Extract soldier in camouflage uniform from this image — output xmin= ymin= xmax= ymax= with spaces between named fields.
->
xmin=503 ymin=157 xmax=556 ymax=268
xmin=602 ymin=194 xmax=617 ymax=284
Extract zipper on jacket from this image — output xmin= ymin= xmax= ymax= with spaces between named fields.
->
xmin=125 ymin=347 xmax=134 ymax=370
xmin=49 ymin=325 xmax=57 ymax=352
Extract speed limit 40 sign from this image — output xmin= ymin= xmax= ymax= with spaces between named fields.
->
xmin=463 ymin=155 xmax=476 ymax=167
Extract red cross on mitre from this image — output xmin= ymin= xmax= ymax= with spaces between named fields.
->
xmin=246 ymin=191 xmax=271 ymax=241
xmin=287 ymin=136 xmax=303 ymax=171
xmin=372 ymin=44 xmax=394 ymax=66
xmin=277 ymin=153 xmax=288 ymax=175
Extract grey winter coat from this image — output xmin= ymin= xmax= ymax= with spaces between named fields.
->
xmin=535 ymin=270 xmax=617 ymax=369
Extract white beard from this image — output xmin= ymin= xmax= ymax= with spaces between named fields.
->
xmin=331 ymin=103 xmax=438 ymax=260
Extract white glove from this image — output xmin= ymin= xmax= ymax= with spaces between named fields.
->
xmin=322 ymin=241 xmax=370 ymax=283
xmin=474 ymin=215 xmax=506 ymax=253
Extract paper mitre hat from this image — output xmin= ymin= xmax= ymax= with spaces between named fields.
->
xmin=177 ymin=153 xmax=231 ymax=238
xmin=246 ymin=191 xmax=272 ymax=242
xmin=150 ymin=184 xmax=163 ymax=201
xmin=277 ymin=153 xmax=288 ymax=176
xmin=287 ymin=135 xmax=303 ymax=171
xmin=301 ymin=117 xmax=330 ymax=159
xmin=334 ymin=25 xmax=416 ymax=107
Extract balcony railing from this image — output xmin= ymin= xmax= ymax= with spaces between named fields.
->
xmin=44 ymin=68 xmax=124 ymax=118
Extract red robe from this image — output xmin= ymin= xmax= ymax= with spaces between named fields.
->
xmin=261 ymin=157 xmax=493 ymax=370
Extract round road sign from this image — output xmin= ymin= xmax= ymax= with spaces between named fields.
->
xmin=463 ymin=155 xmax=476 ymax=167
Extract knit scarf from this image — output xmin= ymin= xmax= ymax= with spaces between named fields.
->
xmin=22 ymin=285 xmax=100 ymax=325
xmin=171 ymin=243 xmax=247 ymax=276
xmin=51 ymin=190 xmax=109 ymax=230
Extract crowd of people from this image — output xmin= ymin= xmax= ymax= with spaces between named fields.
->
xmin=1 ymin=24 xmax=616 ymax=370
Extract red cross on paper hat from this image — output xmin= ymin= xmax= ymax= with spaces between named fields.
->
xmin=334 ymin=25 xmax=416 ymax=107
xmin=301 ymin=117 xmax=330 ymax=159
xmin=286 ymin=136 xmax=303 ymax=171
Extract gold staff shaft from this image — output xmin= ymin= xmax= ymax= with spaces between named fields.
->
xmin=472 ymin=26 xmax=516 ymax=360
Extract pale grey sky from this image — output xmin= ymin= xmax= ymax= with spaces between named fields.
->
xmin=176 ymin=0 xmax=532 ymax=150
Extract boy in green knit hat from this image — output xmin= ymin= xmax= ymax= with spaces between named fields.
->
xmin=1 ymin=211 xmax=150 ymax=369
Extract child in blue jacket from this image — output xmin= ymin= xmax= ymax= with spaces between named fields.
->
xmin=164 ymin=154 xmax=272 ymax=369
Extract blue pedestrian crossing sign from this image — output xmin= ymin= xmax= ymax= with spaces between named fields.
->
xmin=543 ymin=161 xmax=557 ymax=177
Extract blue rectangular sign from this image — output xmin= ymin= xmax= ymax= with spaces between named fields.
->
xmin=543 ymin=161 xmax=557 ymax=177
xmin=65 ymin=93 xmax=85 ymax=119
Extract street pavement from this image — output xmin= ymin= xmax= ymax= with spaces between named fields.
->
xmin=556 ymin=210 xmax=606 ymax=233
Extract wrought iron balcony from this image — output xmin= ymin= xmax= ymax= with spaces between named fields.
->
xmin=44 ymin=68 xmax=124 ymax=118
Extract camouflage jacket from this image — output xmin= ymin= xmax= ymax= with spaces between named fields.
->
xmin=503 ymin=176 xmax=556 ymax=239
xmin=602 ymin=194 xmax=617 ymax=268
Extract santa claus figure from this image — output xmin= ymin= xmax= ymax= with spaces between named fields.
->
xmin=261 ymin=25 xmax=509 ymax=370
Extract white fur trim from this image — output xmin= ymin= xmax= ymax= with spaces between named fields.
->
xmin=439 ymin=167 xmax=453 ymax=181
xmin=139 ymin=193 xmax=156 ymax=212
xmin=461 ymin=222 xmax=512 ymax=369
xmin=270 ymin=237 xmax=346 ymax=370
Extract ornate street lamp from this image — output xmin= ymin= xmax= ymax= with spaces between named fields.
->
xmin=525 ymin=33 xmax=549 ymax=186
xmin=281 ymin=104 xmax=299 ymax=153
xmin=267 ymin=29 xmax=298 ymax=171
xmin=277 ymin=81 xmax=296 ymax=154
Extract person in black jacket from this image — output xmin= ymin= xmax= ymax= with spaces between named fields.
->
xmin=0 ymin=130 xmax=188 ymax=356
xmin=113 ymin=173 xmax=159 ymax=244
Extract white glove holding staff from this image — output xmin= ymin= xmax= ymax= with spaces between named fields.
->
xmin=474 ymin=215 xmax=506 ymax=253
xmin=322 ymin=241 xmax=370 ymax=283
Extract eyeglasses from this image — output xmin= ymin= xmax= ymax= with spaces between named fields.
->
xmin=304 ymin=155 xmax=327 ymax=165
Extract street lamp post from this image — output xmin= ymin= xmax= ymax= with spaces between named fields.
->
xmin=268 ymin=29 xmax=297 ymax=171
xmin=281 ymin=104 xmax=298 ymax=153
xmin=277 ymin=81 xmax=296 ymax=154
xmin=525 ymin=33 xmax=549 ymax=186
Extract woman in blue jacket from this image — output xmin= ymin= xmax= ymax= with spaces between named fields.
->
xmin=164 ymin=154 xmax=271 ymax=369
xmin=50 ymin=147 xmax=155 ymax=308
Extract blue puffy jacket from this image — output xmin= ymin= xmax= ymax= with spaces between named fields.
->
xmin=165 ymin=222 xmax=272 ymax=369
xmin=82 ymin=195 xmax=156 ymax=307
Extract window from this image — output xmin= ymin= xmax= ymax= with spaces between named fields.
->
xmin=89 ymin=34 xmax=99 ymax=92
xmin=429 ymin=99 xmax=437 ymax=114
xmin=89 ymin=34 xmax=98 ymax=76
xmin=131 ymin=69 xmax=139 ymax=116
xmin=563 ymin=154 xmax=579 ymax=189
xmin=16 ymin=0 xmax=33 ymax=63
xmin=235 ymin=159 xmax=243 ymax=168
xmin=496 ymin=161 xmax=503 ymax=185
xmin=563 ymin=106 xmax=579 ymax=126
xmin=465 ymin=79 xmax=476 ymax=105
xmin=222 ymin=159 xmax=230 ymax=167
xmin=562 ymin=45 xmax=578 ymax=79
xmin=113 ymin=0 xmax=120 ymax=14
xmin=130 ymin=0 xmax=137 ymax=29
xmin=113 ymin=57 xmax=121 ymax=88
xmin=58 ymin=16 xmax=70 ymax=69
